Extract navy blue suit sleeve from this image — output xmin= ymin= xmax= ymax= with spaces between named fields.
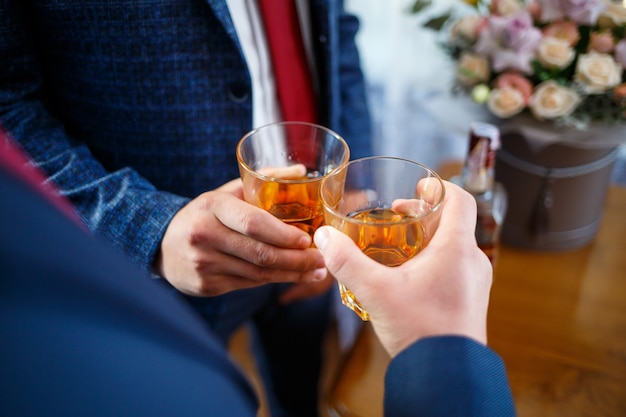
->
xmin=0 ymin=163 xmax=257 ymax=417
xmin=384 ymin=336 xmax=516 ymax=417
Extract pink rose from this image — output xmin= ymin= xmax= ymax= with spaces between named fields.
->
xmin=474 ymin=12 xmax=542 ymax=74
xmin=526 ymin=0 xmax=543 ymax=21
xmin=542 ymin=21 xmax=580 ymax=46
xmin=504 ymin=12 xmax=543 ymax=52
xmin=493 ymin=72 xmax=534 ymax=104
xmin=537 ymin=0 xmax=606 ymax=25
xmin=589 ymin=32 xmax=616 ymax=54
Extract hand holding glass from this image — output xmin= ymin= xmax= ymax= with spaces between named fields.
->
xmin=236 ymin=122 xmax=350 ymax=240
xmin=320 ymin=156 xmax=445 ymax=320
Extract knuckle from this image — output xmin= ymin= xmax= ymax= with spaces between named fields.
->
xmin=251 ymin=244 xmax=279 ymax=267
xmin=239 ymin=210 xmax=264 ymax=236
xmin=196 ymin=192 xmax=217 ymax=211
xmin=188 ymin=229 xmax=206 ymax=246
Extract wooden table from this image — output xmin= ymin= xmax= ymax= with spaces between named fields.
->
xmin=327 ymin=184 xmax=626 ymax=417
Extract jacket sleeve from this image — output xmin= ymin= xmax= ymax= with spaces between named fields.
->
xmin=0 ymin=2 xmax=189 ymax=271
xmin=384 ymin=336 xmax=517 ymax=417
xmin=1 ymin=160 xmax=258 ymax=417
xmin=336 ymin=0 xmax=372 ymax=160
xmin=337 ymin=1 xmax=372 ymax=159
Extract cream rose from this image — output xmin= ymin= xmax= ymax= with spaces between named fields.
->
xmin=491 ymin=0 xmax=524 ymax=16
xmin=450 ymin=15 xmax=483 ymax=43
xmin=456 ymin=52 xmax=490 ymax=86
xmin=537 ymin=37 xmax=575 ymax=69
xmin=598 ymin=2 xmax=626 ymax=29
xmin=574 ymin=52 xmax=623 ymax=93
xmin=487 ymin=87 xmax=525 ymax=118
xmin=529 ymin=81 xmax=581 ymax=120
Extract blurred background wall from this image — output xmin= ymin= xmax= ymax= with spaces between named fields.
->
xmin=345 ymin=0 xmax=477 ymax=169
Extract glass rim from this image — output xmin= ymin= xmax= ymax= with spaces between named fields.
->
xmin=235 ymin=121 xmax=350 ymax=184
xmin=320 ymin=156 xmax=446 ymax=223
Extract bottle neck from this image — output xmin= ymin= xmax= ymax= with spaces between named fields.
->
xmin=461 ymin=136 xmax=495 ymax=195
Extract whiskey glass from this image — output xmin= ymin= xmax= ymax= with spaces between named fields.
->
xmin=320 ymin=156 xmax=445 ymax=320
xmin=236 ymin=122 xmax=350 ymax=240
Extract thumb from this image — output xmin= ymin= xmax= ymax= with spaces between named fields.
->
xmin=314 ymin=226 xmax=382 ymax=291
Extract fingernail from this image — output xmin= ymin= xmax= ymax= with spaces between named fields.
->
xmin=310 ymin=267 xmax=328 ymax=282
xmin=298 ymin=235 xmax=312 ymax=248
xmin=314 ymin=227 xmax=329 ymax=250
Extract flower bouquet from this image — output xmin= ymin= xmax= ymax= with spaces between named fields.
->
xmin=411 ymin=0 xmax=626 ymax=250
xmin=413 ymin=0 xmax=626 ymax=128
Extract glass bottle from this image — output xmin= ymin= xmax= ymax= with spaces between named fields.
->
xmin=453 ymin=122 xmax=507 ymax=265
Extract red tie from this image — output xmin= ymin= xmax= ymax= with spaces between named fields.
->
xmin=257 ymin=0 xmax=318 ymax=124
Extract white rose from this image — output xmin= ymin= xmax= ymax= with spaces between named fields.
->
xmin=529 ymin=81 xmax=581 ymax=120
xmin=487 ymin=87 xmax=526 ymax=118
xmin=574 ymin=52 xmax=622 ymax=93
xmin=537 ymin=37 xmax=575 ymax=69
xmin=598 ymin=2 xmax=626 ymax=28
xmin=456 ymin=52 xmax=491 ymax=86
xmin=492 ymin=0 xmax=524 ymax=16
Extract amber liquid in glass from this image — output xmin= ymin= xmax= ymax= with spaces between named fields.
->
xmin=347 ymin=207 xmax=426 ymax=266
xmin=335 ymin=206 xmax=426 ymax=320
xmin=257 ymin=172 xmax=324 ymax=239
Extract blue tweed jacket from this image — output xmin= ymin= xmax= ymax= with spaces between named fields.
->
xmin=0 ymin=0 xmax=372 ymax=269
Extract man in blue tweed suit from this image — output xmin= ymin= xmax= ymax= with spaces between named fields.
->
xmin=0 ymin=1 xmax=372 ymax=416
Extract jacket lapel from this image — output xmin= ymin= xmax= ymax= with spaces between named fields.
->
xmin=203 ymin=0 xmax=243 ymax=54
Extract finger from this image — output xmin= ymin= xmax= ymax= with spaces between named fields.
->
xmin=213 ymin=235 xmax=327 ymax=276
xmin=191 ymin=270 xmax=324 ymax=297
xmin=431 ymin=181 xmax=478 ymax=243
xmin=417 ymin=176 xmax=446 ymax=207
xmin=189 ymin=250 xmax=327 ymax=296
xmin=391 ymin=198 xmax=431 ymax=217
xmin=257 ymin=164 xmax=307 ymax=179
xmin=314 ymin=226 xmax=383 ymax=292
xmin=208 ymin=192 xmax=313 ymax=249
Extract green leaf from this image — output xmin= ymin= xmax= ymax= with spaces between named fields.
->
xmin=410 ymin=0 xmax=432 ymax=14
xmin=423 ymin=13 xmax=451 ymax=31
xmin=613 ymin=25 xmax=626 ymax=40
xmin=576 ymin=25 xmax=591 ymax=53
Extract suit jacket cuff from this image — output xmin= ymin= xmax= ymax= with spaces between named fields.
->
xmin=384 ymin=335 xmax=516 ymax=417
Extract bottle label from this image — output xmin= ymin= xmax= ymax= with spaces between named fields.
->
xmin=463 ymin=122 xmax=500 ymax=194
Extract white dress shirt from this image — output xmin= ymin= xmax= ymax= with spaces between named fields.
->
xmin=225 ymin=0 xmax=316 ymax=128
